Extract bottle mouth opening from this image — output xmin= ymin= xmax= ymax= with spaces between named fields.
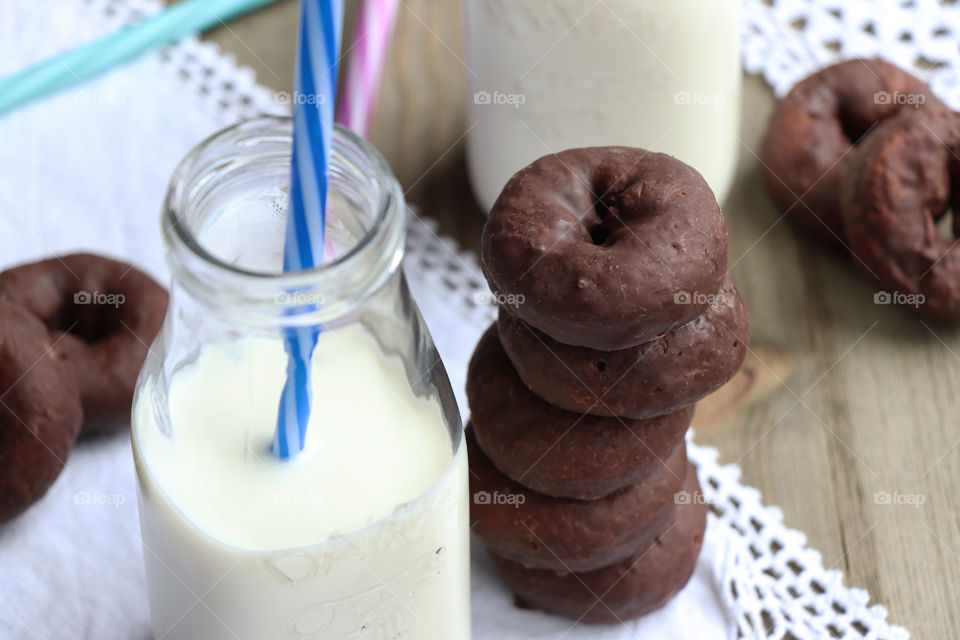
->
xmin=162 ymin=117 xmax=405 ymax=324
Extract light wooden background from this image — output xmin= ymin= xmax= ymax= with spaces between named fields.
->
xmin=202 ymin=1 xmax=960 ymax=635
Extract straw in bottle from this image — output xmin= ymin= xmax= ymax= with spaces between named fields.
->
xmin=273 ymin=0 xmax=344 ymax=460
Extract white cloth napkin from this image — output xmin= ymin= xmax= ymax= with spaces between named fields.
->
xmin=0 ymin=1 xmax=732 ymax=639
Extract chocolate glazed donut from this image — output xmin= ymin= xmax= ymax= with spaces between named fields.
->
xmin=490 ymin=464 xmax=707 ymax=624
xmin=761 ymin=58 xmax=946 ymax=245
xmin=468 ymin=426 xmax=688 ymax=572
xmin=498 ymin=274 xmax=749 ymax=419
xmin=841 ymin=110 xmax=960 ymax=322
xmin=0 ymin=254 xmax=169 ymax=435
xmin=0 ymin=302 xmax=83 ymax=524
xmin=482 ymin=146 xmax=727 ymax=350
xmin=467 ymin=325 xmax=692 ymax=500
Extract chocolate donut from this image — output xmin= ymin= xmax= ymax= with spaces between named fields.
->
xmin=490 ymin=464 xmax=706 ymax=624
xmin=0 ymin=302 xmax=83 ymax=524
xmin=761 ymin=58 xmax=946 ymax=245
xmin=482 ymin=146 xmax=727 ymax=350
xmin=467 ymin=325 xmax=692 ymax=500
xmin=841 ymin=109 xmax=960 ymax=321
xmin=469 ymin=425 xmax=687 ymax=572
xmin=498 ymin=274 xmax=749 ymax=419
xmin=0 ymin=254 xmax=169 ymax=435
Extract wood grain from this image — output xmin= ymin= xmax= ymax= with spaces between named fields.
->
xmin=202 ymin=3 xmax=960 ymax=636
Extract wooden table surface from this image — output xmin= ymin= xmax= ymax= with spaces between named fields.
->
xmin=203 ymin=2 xmax=959 ymax=635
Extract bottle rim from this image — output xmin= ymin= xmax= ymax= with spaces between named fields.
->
xmin=162 ymin=116 xmax=405 ymax=326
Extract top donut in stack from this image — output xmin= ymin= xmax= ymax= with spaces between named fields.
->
xmin=483 ymin=147 xmax=729 ymax=350
xmin=468 ymin=147 xmax=749 ymax=623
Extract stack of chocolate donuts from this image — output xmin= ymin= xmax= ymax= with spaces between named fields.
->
xmin=762 ymin=58 xmax=960 ymax=322
xmin=467 ymin=147 xmax=749 ymax=622
xmin=0 ymin=254 xmax=167 ymax=525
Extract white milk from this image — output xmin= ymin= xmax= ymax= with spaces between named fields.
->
xmin=132 ymin=325 xmax=471 ymax=640
xmin=464 ymin=0 xmax=742 ymax=212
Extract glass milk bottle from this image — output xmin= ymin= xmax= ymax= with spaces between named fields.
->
xmin=463 ymin=0 xmax=742 ymax=212
xmin=131 ymin=117 xmax=471 ymax=640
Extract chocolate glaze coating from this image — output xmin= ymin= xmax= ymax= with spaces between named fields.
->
xmin=498 ymin=274 xmax=749 ymax=419
xmin=761 ymin=58 xmax=946 ymax=245
xmin=490 ymin=464 xmax=706 ymax=624
xmin=482 ymin=146 xmax=727 ymax=350
xmin=841 ymin=109 xmax=960 ymax=321
xmin=468 ymin=425 xmax=687 ymax=572
xmin=0 ymin=254 xmax=169 ymax=435
xmin=0 ymin=302 xmax=83 ymax=524
xmin=467 ymin=325 xmax=692 ymax=500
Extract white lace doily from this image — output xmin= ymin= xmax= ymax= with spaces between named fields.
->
xmin=743 ymin=0 xmax=960 ymax=109
xmin=3 ymin=0 xmax=942 ymax=638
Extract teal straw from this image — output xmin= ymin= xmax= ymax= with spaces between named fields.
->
xmin=0 ymin=0 xmax=280 ymax=116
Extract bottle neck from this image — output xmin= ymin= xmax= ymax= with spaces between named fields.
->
xmin=162 ymin=117 xmax=405 ymax=329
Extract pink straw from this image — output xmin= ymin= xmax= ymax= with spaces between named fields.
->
xmin=336 ymin=0 xmax=399 ymax=137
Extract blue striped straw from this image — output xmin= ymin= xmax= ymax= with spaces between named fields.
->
xmin=273 ymin=0 xmax=344 ymax=460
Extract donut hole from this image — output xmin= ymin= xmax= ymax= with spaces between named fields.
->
xmin=586 ymin=200 xmax=616 ymax=246
xmin=948 ymin=161 xmax=960 ymax=239
xmin=936 ymin=210 xmax=956 ymax=241
xmin=838 ymin=107 xmax=874 ymax=146
xmin=58 ymin=295 xmax=124 ymax=344
xmin=588 ymin=225 xmax=612 ymax=246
